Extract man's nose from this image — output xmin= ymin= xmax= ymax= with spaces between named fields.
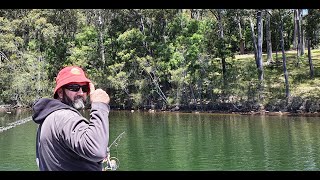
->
xmin=77 ymin=88 xmax=84 ymax=95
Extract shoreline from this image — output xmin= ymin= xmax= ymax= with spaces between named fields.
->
xmin=2 ymin=106 xmax=320 ymax=117
xmin=112 ymin=109 xmax=320 ymax=117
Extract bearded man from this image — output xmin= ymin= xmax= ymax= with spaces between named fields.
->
xmin=32 ymin=66 xmax=110 ymax=171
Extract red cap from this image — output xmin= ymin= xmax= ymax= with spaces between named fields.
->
xmin=53 ymin=66 xmax=91 ymax=98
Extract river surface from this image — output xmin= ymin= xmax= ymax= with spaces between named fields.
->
xmin=1 ymin=109 xmax=320 ymax=171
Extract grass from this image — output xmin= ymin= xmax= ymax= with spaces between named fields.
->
xmin=229 ymin=48 xmax=320 ymax=111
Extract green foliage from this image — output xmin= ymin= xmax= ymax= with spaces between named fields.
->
xmin=167 ymin=13 xmax=188 ymax=39
xmin=169 ymin=51 xmax=184 ymax=69
xmin=74 ymin=26 xmax=97 ymax=46
xmin=130 ymin=92 xmax=143 ymax=109
xmin=305 ymin=9 xmax=320 ymax=47
xmin=107 ymin=71 xmax=128 ymax=90
xmin=66 ymin=26 xmax=96 ymax=65
xmin=1 ymin=9 xmax=320 ymax=113
xmin=117 ymin=28 xmax=144 ymax=46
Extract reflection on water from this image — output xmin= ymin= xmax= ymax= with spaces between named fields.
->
xmin=0 ymin=108 xmax=33 ymax=127
xmin=0 ymin=109 xmax=36 ymax=170
xmin=1 ymin=109 xmax=320 ymax=171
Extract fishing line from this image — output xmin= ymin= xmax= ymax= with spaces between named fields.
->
xmin=103 ymin=131 xmax=125 ymax=171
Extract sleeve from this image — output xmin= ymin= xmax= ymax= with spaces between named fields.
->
xmin=59 ymin=102 xmax=110 ymax=162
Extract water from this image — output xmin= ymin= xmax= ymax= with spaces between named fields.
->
xmin=0 ymin=109 xmax=36 ymax=171
xmin=1 ymin=109 xmax=320 ymax=171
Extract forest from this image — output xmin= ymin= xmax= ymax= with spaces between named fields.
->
xmin=1 ymin=9 xmax=320 ymax=114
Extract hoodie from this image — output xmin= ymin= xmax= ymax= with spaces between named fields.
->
xmin=32 ymin=98 xmax=110 ymax=171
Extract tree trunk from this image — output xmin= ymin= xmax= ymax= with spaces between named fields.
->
xmin=300 ymin=9 xmax=305 ymax=55
xmin=238 ymin=17 xmax=245 ymax=54
xmin=217 ymin=9 xmax=227 ymax=96
xmin=296 ymin=9 xmax=301 ymax=65
xmin=275 ymin=26 xmax=279 ymax=62
xmin=256 ymin=10 xmax=264 ymax=107
xmin=97 ymin=10 xmax=106 ymax=66
xmin=293 ymin=9 xmax=297 ymax=49
xmin=217 ymin=10 xmax=224 ymax=38
xmin=249 ymin=17 xmax=258 ymax=65
xmin=98 ymin=30 xmax=105 ymax=66
xmin=301 ymin=27 xmax=305 ymax=56
xmin=308 ymin=39 xmax=314 ymax=79
xmin=280 ymin=13 xmax=290 ymax=98
xmin=266 ymin=11 xmax=273 ymax=65
xmin=191 ymin=9 xmax=201 ymax=20
xmin=197 ymin=80 xmax=203 ymax=111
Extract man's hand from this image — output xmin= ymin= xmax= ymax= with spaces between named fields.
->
xmin=89 ymin=82 xmax=110 ymax=104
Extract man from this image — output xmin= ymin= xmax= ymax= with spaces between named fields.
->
xmin=32 ymin=66 xmax=110 ymax=171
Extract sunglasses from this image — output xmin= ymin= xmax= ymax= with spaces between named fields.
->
xmin=64 ymin=84 xmax=89 ymax=93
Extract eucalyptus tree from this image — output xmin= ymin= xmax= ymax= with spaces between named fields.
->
xmin=235 ymin=10 xmax=246 ymax=55
xmin=246 ymin=9 xmax=265 ymax=108
xmin=304 ymin=9 xmax=320 ymax=48
xmin=208 ymin=9 xmax=233 ymax=104
xmin=269 ymin=9 xmax=292 ymax=63
xmin=307 ymin=36 xmax=314 ymax=79
xmin=84 ymin=9 xmax=116 ymax=69
xmin=136 ymin=9 xmax=182 ymax=109
xmin=0 ymin=15 xmax=24 ymax=104
xmin=192 ymin=9 xmax=242 ymax=108
xmin=293 ymin=9 xmax=305 ymax=66
xmin=19 ymin=9 xmax=59 ymax=102
xmin=223 ymin=9 xmax=248 ymax=55
xmin=300 ymin=9 xmax=305 ymax=55
xmin=304 ymin=9 xmax=320 ymax=79
xmin=66 ymin=25 xmax=99 ymax=70
xmin=92 ymin=9 xmax=140 ymax=108
xmin=209 ymin=9 xmax=227 ymax=83
xmin=90 ymin=9 xmax=106 ymax=67
xmin=248 ymin=11 xmax=258 ymax=62
xmin=211 ymin=9 xmax=259 ymax=105
xmin=190 ymin=9 xmax=205 ymax=20
xmin=256 ymin=10 xmax=264 ymax=106
xmin=293 ymin=9 xmax=298 ymax=49
xmin=0 ymin=9 xmax=30 ymax=20
xmin=266 ymin=9 xmax=273 ymax=65
xmin=278 ymin=9 xmax=290 ymax=98
xmin=0 ymin=9 xmax=57 ymax=106
xmin=178 ymin=10 xmax=211 ymax=110
xmin=104 ymin=9 xmax=181 ymax=109
xmin=166 ymin=11 xmax=194 ymax=108
xmin=42 ymin=9 xmax=83 ymax=80
xmin=122 ymin=9 xmax=166 ymax=108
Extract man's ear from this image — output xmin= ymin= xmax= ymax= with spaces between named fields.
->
xmin=57 ymin=88 xmax=64 ymax=99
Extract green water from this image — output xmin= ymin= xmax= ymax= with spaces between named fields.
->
xmin=1 ymin=109 xmax=320 ymax=171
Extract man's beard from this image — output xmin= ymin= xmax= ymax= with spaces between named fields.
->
xmin=62 ymin=91 xmax=86 ymax=110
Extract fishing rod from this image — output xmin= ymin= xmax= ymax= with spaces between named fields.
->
xmin=109 ymin=131 xmax=126 ymax=149
xmin=103 ymin=131 xmax=126 ymax=171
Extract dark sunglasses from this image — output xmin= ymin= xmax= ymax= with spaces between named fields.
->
xmin=64 ymin=84 xmax=89 ymax=93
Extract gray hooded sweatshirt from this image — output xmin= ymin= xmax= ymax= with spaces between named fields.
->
xmin=32 ymin=98 xmax=110 ymax=171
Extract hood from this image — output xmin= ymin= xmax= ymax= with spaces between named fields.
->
xmin=32 ymin=98 xmax=77 ymax=124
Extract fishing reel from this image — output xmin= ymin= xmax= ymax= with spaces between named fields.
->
xmin=102 ymin=154 xmax=120 ymax=171
xmin=102 ymin=131 xmax=125 ymax=171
